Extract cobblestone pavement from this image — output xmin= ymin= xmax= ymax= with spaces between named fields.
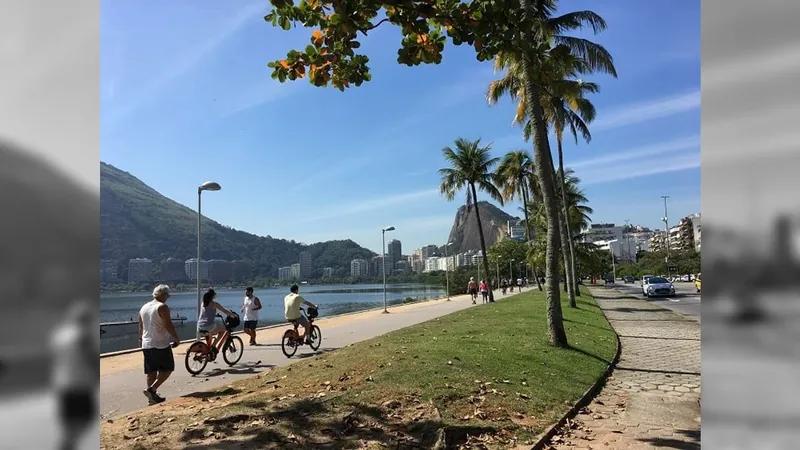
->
xmin=546 ymin=287 xmax=701 ymax=449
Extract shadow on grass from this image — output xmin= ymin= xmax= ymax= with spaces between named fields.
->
xmin=566 ymin=345 xmax=613 ymax=366
xmin=563 ymin=317 xmax=611 ymax=333
xmin=177 ymin=396 xmax=499 ymax=449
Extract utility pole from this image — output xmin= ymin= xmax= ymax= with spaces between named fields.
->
xmin=625 ymin=219 xmax=633 ymax=262
xmin=661 ymin=195 xmax=670 ymax=272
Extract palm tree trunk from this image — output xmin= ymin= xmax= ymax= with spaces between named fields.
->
xmin=471 ymin=183 xmax=495 ymax=302
xmin=520 ymin=182 xmax=543 ymax=291
xmin=556 ymin=139 xmax=576 ymax=307
xmin=519 ymin=56 xmax=567 ymax=347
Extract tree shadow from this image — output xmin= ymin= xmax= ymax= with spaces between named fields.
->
xmin=566 ymin=345 xmax=612 ymax=366
xmin=292 ymin=347 xmax=338 ymax=359
xmin=177 ymin=396 xmax=499 ymax=449
xmin=636 ymin=428 xmax=700 ymax=449
xmin=183 ymin=387 xmax=242 ymax=400
xmin=191 ymin=362 xmax=276 ymax=378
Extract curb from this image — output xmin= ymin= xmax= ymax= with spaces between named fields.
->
xmin=528 ymin=292 xmax=623 ymax=450
xmin=100 ymin=288 xmax=512 ymax=359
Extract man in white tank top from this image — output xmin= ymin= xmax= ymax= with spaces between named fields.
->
xmin=241 ymin=287 xmax=262 ymax=345
xmin=138 ymin=284 xmax=180 ymax=405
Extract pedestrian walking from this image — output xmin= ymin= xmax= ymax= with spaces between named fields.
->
xmin=51 ymin=300 xmax=97 ymax=450
xmin=479 ymin=280 xmax=489 ymax=303
xmin=467 ymin=277 xmax=478 ymax=304
xmin=241 ymin=287 xmax=262 ymax=345
xmin=138 ymin=284 xmax=181 ymax=406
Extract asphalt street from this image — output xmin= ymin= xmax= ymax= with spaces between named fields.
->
xmin=607 ymin=280 xmax=701 ymax=322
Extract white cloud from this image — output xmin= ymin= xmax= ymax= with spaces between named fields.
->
xmin=103 ymin=1 xmax=265 ymax=128
xmin=295 ymin=188 xmax=441 ymax=224
xmin=589 ymin=90 xmax=700 ymax=132
xmin=569 ymin=136 xmax=699 ymax=169
xmin=298 ymin=214 xmax=455 ymax=252
xmin=580 ymin=153 xmax=699 ymax=185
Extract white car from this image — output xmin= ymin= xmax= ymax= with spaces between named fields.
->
xmin=642 ymin=276 xmax=676 ymax=297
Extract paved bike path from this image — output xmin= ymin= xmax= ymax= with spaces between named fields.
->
xmin=100 ymin=288 xmax=528 ymax=419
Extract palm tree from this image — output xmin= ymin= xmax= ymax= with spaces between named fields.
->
xmin=488 ymin=39 xmax=604 ymax=309
xmin=486 ymin=0 xmax=615 ymax=346
xmin=496 ymin=150 xmax=543 ymax=290
xmin=561 ymin=169 xmax=593 ymax=293
xmin=439 ymin=137 xmax=504 ymax=302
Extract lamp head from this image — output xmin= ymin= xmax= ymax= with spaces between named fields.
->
xmin=199 ymin=181 xmax=222 ymax=193
xmin=382 ymin=226 xmax=395 ymax=232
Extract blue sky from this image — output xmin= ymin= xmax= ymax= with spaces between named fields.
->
xmin=100 ymin=0 xmax=700 ymax=254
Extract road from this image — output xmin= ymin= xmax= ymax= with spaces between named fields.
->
xmin=100 ymin=288 xmax=526 ymax=419
xmin=608 ymin=281 xmax=701 ymax=322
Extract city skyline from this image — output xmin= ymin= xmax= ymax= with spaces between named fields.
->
xmin=99 ymin=0 xmax=700 ymax=253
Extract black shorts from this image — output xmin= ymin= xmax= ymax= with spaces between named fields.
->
xmin=469 ymin=289 xmax=477 ymax=295
xmin=58 ymin=389 xmax=96 ymax=424
xmin=243 ymin=320 xmax=258 ymax=330
xmin=142 ymin=347 xmax=175 ymax=374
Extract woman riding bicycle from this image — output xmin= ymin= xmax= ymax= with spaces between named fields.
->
xmin=197 ymin=289 xmax=236 ymax=348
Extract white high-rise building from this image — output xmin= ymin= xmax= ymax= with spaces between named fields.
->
xmin=184 ymin=258 xmax=208 ymax=281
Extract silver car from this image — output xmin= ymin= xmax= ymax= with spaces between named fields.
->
xmin=642 ymin=276 xmax=676 ymax=297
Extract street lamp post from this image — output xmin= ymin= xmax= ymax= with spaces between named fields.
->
xmin=197 ymin=181 xmax=221 ymax=340
xmin=382 ymin=226 xmax=395 ymax=313
xmin=662 ymin=195 xmax=670 ymax=267
xmin=510 ymin=259 xmax=514 ymax=282
xmin=444 ymin=241 xmax=453 ymax=301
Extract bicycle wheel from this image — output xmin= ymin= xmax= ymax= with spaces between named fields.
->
xmin=184 ymin=341 xmax=209 ymax=375
xmin=309 ymin=325 xmax=322 ymax=351
xmin=223 ymin=335 xmax=244 ymax=366
xmin=281 ymin=330 xmax=298 ymax=358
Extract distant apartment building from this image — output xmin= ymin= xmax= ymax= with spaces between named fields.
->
xmin=387 ymin=239 xmax=402 ymax=265
xmin=231 ymin=260 xmax=252 ymax=282
xmin=649 ymin=231 xmax=667 ymax=253
xmin=299 ymin=251 xmax=313 ymax=279
xmin=421 ymin=245 xmax=439 ymax=259
xmin=322 ymin=267 xmax=334 ymax=278
xmin=350 ymin=259 xmax=369 ymax=277
xmin=100 ymin=260 xmax=118 ymax=283
xmin=411 ymin=258 xmax=424 ymax=274
xmin=594 ymin=240 xmax=630 ymax=262
xmin=185 ymin=258 xmax=209 ymax=281
xmin=290 ymin=263 xmax=301 ymax=280
xmin=278 ymin=266 xmax=293 ymax=281
xmin=507 ymin=220 xmax=527 ymax=241
xmin=395 ymin=260 xmax=411 ymax=273
xmin=630 ymin=230 xmax=653 ymax=252
xmin=692 ymin=216 xmax=701 ymax=252
xmin=160 ymin=258 xmax=186 ymax=282
xmin=128 ymin=258 xmax=153 ymax=283
xmin=207 ymin=259 xmax=232 ymax=283
xmin=371 ymin=255 xmax=392 ymax=277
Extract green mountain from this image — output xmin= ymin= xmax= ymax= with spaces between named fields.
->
xmin=100 ymin=162 xmax=376 ymax=281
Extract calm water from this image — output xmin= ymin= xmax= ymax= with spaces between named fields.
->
xmin=100 ymin=283 xmax=444 ymax=353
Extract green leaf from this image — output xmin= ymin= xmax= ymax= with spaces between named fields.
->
xmin=351 ymin=40 xmax=361 ymax=49
xmin=280 ymin=17 xmax=291 ymax=30
xmin=329 ymin=14 xmax=341 ymax=25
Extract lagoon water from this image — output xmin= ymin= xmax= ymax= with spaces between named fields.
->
xmin=100 ymin=283 xmax=444 ymax=353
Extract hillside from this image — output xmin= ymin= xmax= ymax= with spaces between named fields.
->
xmin=100 ymin=162 xmax=376 ymax=280
xmin=446 ymin=201 xmax=519 ymax=254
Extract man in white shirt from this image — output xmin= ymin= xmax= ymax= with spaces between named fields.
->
xmin=138 ymin=284 xmax=180 ymax=405
xmin=284 ymin=284 xmax=317 ymax=344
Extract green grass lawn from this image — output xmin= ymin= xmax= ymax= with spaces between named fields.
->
xmin=102 ymin=290 xmax=617 ymax=450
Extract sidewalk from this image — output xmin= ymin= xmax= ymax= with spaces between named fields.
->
xmin=546 ymin=286 xmax=701 ymax=449
xmin=100 ymin=288 xmax=526 ymax=419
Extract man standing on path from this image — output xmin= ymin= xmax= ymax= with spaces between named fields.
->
xmin=241 ymin=287 xmax=262 ymax=345
xmin=138 ymin=284 xmax=180 ymax=405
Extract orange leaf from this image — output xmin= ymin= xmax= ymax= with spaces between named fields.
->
xmin=312 ymin=29 xmax=323 ymax=40
xmin=279 ymin=60 xmax=290 ymax=70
